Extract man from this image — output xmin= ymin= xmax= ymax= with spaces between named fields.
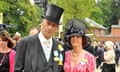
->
xmin=15 ymin=4 xmax=64 ymax=72
xmin=29 ymin=26 xmax=40 ymax=36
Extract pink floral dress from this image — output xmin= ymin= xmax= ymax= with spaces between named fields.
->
xmin=64 ymin=51 xmax=95 ymax=72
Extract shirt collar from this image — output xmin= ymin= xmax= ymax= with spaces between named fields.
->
xmin=39 ymin=32 xmax=52 ymax=44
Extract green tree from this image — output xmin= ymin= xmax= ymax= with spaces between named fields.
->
xmin=111 ymin=0 xmax=120 ymax=25
xmin=99 ymin=0 xmax=113 ymax=29
xmin=0 ymin=0 xmax=41 ymax=36
xmin=98 ymin=0 xmax=120 ymax=32
xmin=90 ymin=5 xmax=104 ymax=25
xmin=49 ymin=0 xmax=95 ymax=25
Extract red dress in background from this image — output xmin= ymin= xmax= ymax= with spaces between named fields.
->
xmin=64 ymin=51 xmax=95 ymax=72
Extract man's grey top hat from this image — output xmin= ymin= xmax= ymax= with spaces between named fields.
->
xmin=43 ymin=4 xmax=64 ymax=25
xmin=65 ymin=18 xmax=87 ymax=37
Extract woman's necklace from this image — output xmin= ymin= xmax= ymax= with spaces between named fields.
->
xmin=0 ymin=53 xmax=6 ymax=66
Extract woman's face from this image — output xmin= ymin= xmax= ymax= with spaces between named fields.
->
xmin=70 ymin=35 xmax=82 ymax=47
xmin=41 ymin=19 xmax=58 ymax=39
xmin=0 ymin=37 xmax=8 ymax=48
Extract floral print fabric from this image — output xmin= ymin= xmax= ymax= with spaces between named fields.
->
xmin=64 ymin=51 xmax=95 ymax=72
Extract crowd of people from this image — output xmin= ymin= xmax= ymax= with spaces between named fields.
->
xmin=89 ymin=40 xmax=120 ymax=72
xmin=0 ymin=3 xmax=120 ymax=72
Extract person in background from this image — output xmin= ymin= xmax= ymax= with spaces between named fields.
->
xmin=101 ymin=41 xmax=116 ymax=72
xmin=12 ymin=32 xmax=22 ymax=43
xmin=15 ymin=4 xmax=64 ymax=72
xmin=83 ymin=36 xmax=94 ymax=56
xmin=63 ymin=18 xmax=96 ymax=72
xmin=91 ymin=41 xmax=100 ymax=68
xmin=29 ymin=26 xmax=40 ymax=36
xmin=113 ymin=44 xmax=120 ymax=67
xmin=12 ymin=32 xmax=22 ymax=51
xmin=0 ymin=26 xmax=16 ymax=72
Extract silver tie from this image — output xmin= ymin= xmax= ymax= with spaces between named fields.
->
xmin=44 ymin=40 xmax=51 ymax=61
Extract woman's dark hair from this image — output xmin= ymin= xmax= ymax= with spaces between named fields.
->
xmin=82 ymin=36 xmax=91 ymax=48
xmin=0 ymin=30 xmax=16 ymax=48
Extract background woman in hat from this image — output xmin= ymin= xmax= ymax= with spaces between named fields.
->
xmin=63 ymin=18 xmax=96 ymax=72
xmin=15 ymin=4 xmax=64 ymax=72
xmin=0 ymin=30 xmax=16 ymax=72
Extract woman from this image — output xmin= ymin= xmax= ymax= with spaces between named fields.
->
xmin=0 ymin=30 xmax=16 ymax=72
xmin=64 ymin=18 xmax=95 ymax=72
xmin=102 ymin=41 xmax=116 ymax=72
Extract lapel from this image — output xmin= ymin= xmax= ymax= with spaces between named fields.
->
xmin=30 ymin=35 xmax=60 ymax=72
xmin=36 ymin=36 xmax=53 ymax=72
xmin=38 ymin=38 xmax=59 ymax=72
xmin=30 ymin=34 xmax=40 ymax=72
xmin=52 ymin=39 xmax=65 ymax=72
xmin=38 ymin=40 xmax=47 ymax=63
xmin=52 ymin=38 xmax=59 ymax=72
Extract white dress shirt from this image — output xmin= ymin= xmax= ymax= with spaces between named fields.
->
xmin=38 ymin=32 xmax=53 ymax=61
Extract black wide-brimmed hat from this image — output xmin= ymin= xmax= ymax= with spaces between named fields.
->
xmin=42 ymin=4 xmax=64 ymax=25
xmin=64 ymin=18 xmax=86 ymax=37
xmin=63 ymin=18 xmax=87 ymax=49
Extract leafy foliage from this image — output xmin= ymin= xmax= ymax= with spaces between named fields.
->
xmin=90 ymin=5 xmax=104 ymax=25
xmin=0 ymin=0 xmax=41 ymax=36
xmin=49 ymin=0 xmax=95 ymax=31
xmin=99 ymin=0 xmax=113 ymax=28
xmin=111 ymin=0 xmax=120 ymax=25
xmin=1 ymin=0 xmax=119 ymax=37
xmin=98 ymin=0 xmax=120 ymax=32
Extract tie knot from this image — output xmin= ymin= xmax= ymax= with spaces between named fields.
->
xmin=43 ymin=40 xmax=49 ymax=44
xmin=44 ymin=40 xmax=50 ymax=49
xmin=46 ymin=40 xmax=50 ymax=44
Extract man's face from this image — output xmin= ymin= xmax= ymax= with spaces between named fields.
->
xmin=41 ymin=19 xmax=58 ymax=39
